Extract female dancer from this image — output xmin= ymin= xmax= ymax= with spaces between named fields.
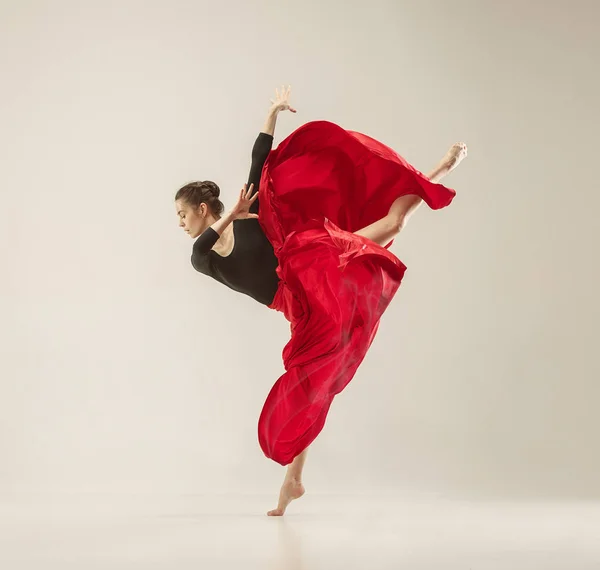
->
xmin=175 ymin=86 xmax=467 ymax=516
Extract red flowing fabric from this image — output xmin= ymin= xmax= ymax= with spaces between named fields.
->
xmin=257 ymin=121 xmax=455 ymax=466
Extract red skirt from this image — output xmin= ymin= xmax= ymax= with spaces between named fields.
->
xmin=257 ymin=121 xmax=455 ymax=466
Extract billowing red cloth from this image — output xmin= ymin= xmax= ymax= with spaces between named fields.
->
xmin=257 ymin=121 xmax=455 ymax=466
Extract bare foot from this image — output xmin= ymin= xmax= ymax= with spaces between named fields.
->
xmin=441 ymin=142 xmax=468 ymax=174
xmin=267 ymin=478 xmax=305 ymax=516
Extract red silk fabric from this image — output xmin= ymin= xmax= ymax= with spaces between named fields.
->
xmin=257 ymin=121 xmax=455 ymax=465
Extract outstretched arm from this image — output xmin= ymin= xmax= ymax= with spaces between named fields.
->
xmin=247 ymin=87 xmax=296 ymax=214
xmin=261 ymin=107 xmax=280 ymax=137
xmin=247 ymin=133 xmax=274 ymax=200
xmin=261 ymin=85 xmax=296 ymax=136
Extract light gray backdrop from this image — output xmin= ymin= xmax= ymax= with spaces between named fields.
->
xmin=1 ymin=0 xmax=598 ymax=499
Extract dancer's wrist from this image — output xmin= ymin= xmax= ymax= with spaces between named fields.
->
xmin=262 ymin=107 xmax=279 ymax=136
xmin=223 ymin=209 xmax=238 ymax=224
xmin=210 ymin=210 xmax=236 ymax=235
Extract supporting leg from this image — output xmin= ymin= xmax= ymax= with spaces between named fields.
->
xmin=267 ymin=448 xmax=308 ymax=516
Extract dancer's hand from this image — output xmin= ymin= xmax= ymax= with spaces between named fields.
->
xmin=231 ymin=183 xmax=259 ymax=220
xmin=270 ymin=85 xmax=297 ymax=114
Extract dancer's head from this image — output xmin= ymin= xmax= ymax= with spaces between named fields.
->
xmin=175 ymin=181 xmax=224 ymax=238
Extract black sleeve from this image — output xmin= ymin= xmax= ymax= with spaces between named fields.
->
xmin=192 ymin=227 xmax=219 ymax=258
xmin=247 ymin=132 xmax=274 ymax=214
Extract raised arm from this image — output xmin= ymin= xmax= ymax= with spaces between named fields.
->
xmin=248 ymin=86 xmax=297 ymax=214
xmin=247 ymin=133 xmax=274 ymax=191
xmin=261 ymin=85 xmax=297 ymax=136
xmin=194 ymin=86 xmax=298 ymax=251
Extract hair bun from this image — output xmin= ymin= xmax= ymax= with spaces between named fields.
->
xmin=202 ymin=181 xmax=220 ymax=198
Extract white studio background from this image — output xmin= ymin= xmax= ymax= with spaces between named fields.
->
xmin=1 ymin=0 xmax=598 ymax=500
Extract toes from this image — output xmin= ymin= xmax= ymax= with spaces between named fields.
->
xmin=455 ymin=143 xmax=467 ymax=157
xmin=267 ymin=509 xmax=284 ymax=517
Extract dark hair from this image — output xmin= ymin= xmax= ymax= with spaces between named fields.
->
xmin=175 ymin=181 xmax=224 ymax=216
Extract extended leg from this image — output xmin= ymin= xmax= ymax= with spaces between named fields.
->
xmin=354 ymin=142 xmax=467 ymax=247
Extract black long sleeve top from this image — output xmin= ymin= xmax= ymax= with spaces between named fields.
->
xmin=190 ymin=133 xmax=280 ymax=306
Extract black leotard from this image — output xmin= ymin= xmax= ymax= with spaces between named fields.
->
xmin=190 ymin=133 xmax=280 ymax=306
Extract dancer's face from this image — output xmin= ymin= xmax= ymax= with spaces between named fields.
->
xmin=176 ymin=200 xmax=209 ymax=239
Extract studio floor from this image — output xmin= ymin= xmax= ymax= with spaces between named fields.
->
xmin=1 ymin=493 xmax=598 ymax=569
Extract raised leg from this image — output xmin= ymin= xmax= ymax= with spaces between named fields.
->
xmin=265 ymin=143 xmax=467 ymax=516
xmin=267 ymin=448 xmax=308 ymax=516
xmin=354 ymin=142 xmax=467 ymax=247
